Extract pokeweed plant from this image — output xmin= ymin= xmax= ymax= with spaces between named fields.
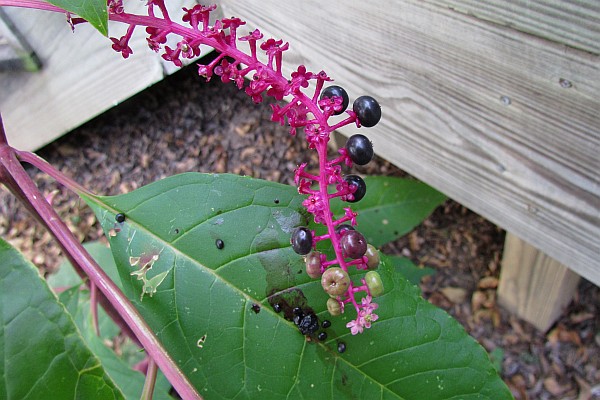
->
xmin=0 ymin=1 xmax=513 ymax=399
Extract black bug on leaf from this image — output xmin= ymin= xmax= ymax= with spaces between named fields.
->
xmin=115 ymin=213 xmax=126 ymax=223
xmin=251 ymin=303 xmax=261 ymax=314
xmin=215 ymin=239 xmax=224 ymax=249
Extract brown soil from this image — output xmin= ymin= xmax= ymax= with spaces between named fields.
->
xmin=1 ymin=64 xmax=598 ymax=399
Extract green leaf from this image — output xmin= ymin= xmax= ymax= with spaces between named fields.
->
xmin=0 ymin=238 xmax=123 ymax=400
xmin=82 ymin=172 xmax=511 ymax=399
xmin=47 ymin=0 xmax=108 ymax=36
xmin=49 ymin=241 xmax=174 ymax=400
xmin=331 ymin=176 xmax=446 ymax=247
xmin=388 ymin=255 xmax=436 ymax=286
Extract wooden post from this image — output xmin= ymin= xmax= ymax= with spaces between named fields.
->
xmin=498 ymin=233 xmax=581 ymax=332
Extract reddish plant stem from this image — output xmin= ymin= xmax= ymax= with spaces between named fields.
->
xmin=0 ymin=116 xmax=201 ymax=400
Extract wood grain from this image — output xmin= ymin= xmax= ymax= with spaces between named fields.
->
xmin=0 ymin=2 xmax=218 ymax=151
xmin=219 ymin=0 xmax=600 ymax=285
xmin=427 ymin=0 xmax=600 ymax=55
xmin=498 ymin=233 xmax=581 ymax=331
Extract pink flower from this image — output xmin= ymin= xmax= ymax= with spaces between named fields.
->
xmin=239 ymin=29 xmax=263 ymax=42
xmin=346 ymin=318 xmax=364 ymax=335
xmin=110 ymin=36 xmax=133 ymax=58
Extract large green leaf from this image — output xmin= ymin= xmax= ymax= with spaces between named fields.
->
xmin=82 ymin=172 xmax=511 ymax=399
xmin=331 ymin=176 xmax=446 ymax=247
xmin=0 ymin=238 xmax=123 ymax=400
xmin=50 ymin=241 xmax=174 ymax=400
xmin=47 ymin=0 xmax=108 ymax=36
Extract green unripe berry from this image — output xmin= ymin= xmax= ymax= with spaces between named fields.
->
xmin=365 ymin=244 xmax=380 ymax=270
xmin=321 ymin=267 xmax=351 ymax=296
xmin=365 ymin=270 xmax=384 ymax=297
xmin=326 ymin=298 xmax=342 ymax=316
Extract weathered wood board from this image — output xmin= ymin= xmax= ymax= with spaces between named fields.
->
xmin=428 ymin=0 xmax=600 ymax=54
xmin=218 ymin=0 xmax=600 ymax=285
xmin=0 ymin=2 xmax=218 ymax=151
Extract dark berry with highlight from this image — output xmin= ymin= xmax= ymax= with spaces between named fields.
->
xmin=353 ymin=95 xmax=381 ymax=127
xmin=291 ymin=226 xmax=312 ymax=255
xmin=340 ymin=230 xmax=367 ymax=259
xmin=320 ymin=85 xmax=349 ymax=115
xmin=345 ymin=134 xmax=374 ymax=165
xmin=344 ymin=175 xmax=366 ymax=203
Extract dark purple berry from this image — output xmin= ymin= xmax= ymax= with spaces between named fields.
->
xmin=293 ymin=307 xmax=303 ymax=316
xmin=353 ymin=96 xmax=381 ymax=127
xmin=291 ymin=227 xmax=312 ymax=255
xmin=273 ymin=303 xmax=282 ymax=313
xmin=322 ymin=320 xmax=331 ymax=329
xmin=340 ymin=230 xmax=368 ymax=259
xmin=115 ymin=213 xmax=126 ymax=223
xmin=337 ymin=342 xmax=347 ymax=353
xmin=344 ymin=175 xmax=366 ymax=203
xmin=345 ymin=134 xmax=374 ymax=165
xmin=215 ymin=239 xmax=224 ymax=249
xmin=318 ymin=332 xmax=327 ymax=341
xmin=334 ymin=224 xmax=355 ymax=236
xmin=251 ymin=303 xmax=261 ymax=313
xmin=320 ymin=85 xmax=349 ymax=115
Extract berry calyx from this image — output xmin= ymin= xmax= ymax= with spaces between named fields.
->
xmin=291 ymin=226 xmax=312 ymax=255
xmin=353 ymin=96 xmax=381 ymax=127
xmin=327 ymin=298 xmax=342 ymax=316
xmin=340 ymin=230 xmax=368 ymax=259
xmin=320 ymin=85 xmax=349 ymax=115
xmin=345 ymin=134 xmax=374 ymax=165
xmin=305 ymin=251 xmax=323 ymax=279
xmin=343 ymin=175 xmax=366 ymax=203
xmin=365 ymin=244 xmax=380 ymax=270
xmin=321 ymin=267 xmax=350 ymax=296
xmin=365 ymin=271 xmax=384 ymax=297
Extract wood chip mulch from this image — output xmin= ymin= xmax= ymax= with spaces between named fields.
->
xmin=1 ymin=64 xmax=598 ymax=399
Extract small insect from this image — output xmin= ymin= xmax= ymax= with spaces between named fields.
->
xmin=115 ymin=213 xmax=126 ymax=223
xmin=215 ymin=239 xmax=224 ymax=249
xmin=321 ymin=320 xmax=331 ymax=329
xmin=273 ymin=303 xmax=282 ymax=313
xmin=251 ymin=303 xmax=261 ymax=313
xmin=337 ymin=341 xmax=346 ymax=353
xmin=318 ymin=332 xmax=327 ymax=341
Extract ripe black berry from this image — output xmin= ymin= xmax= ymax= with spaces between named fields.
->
xmin=215 ymin=239 xmax=224 ymax=249
xmin=340 ymin=230 xmax=368 ymax=259
xmin=273 ymin=303 xmax=282 ymax=313
xmin=115 ymin=213 xmax=126 ymax=223
xmin=291 ymin=226 xmax=312 ymax=255
xmin=344 ymin=175 xmax=366 ymax=203
xmin=320 ymin=85 xmax=349 ymax=115
xmin=321 ymin=320 xmax=331 ymax=329
xmin=318 ymin=332 xmax=327 ymax=341
xmin=345 ymin=134 xmax=374 ymax=165
xmin=337 ymin=342 xmax=347 ymax=353
xmin=353 ymin=96 xmax=381 ymax=127
xmin=334 ymin=224 xmax=355 ymax=236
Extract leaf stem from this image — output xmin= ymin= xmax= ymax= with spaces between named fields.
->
xmin=0 ymin=116 xmax=201 ymax=400
xmin=140 ymin=358 xmax=158 ymax=400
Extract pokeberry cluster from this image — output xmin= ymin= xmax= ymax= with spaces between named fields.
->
xmin=103 ymin=2 xmax=383 ymax=335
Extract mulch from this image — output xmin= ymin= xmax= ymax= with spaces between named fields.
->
xmin=1 ymin=63 xmax=598 ymax=399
